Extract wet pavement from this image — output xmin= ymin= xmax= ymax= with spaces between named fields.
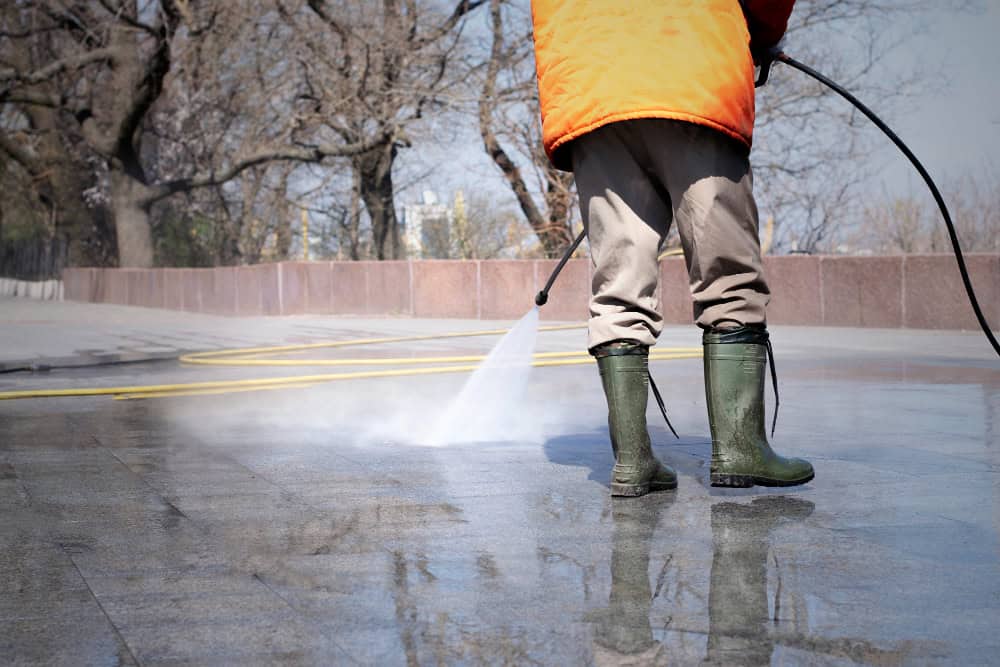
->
xmin=1 ymin=299 xmax=999 ymax=665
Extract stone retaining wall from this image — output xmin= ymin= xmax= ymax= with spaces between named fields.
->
xmin=61 ymin=255 xmax=999 ymax=330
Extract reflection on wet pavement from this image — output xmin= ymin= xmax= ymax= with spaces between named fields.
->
xmin=1 ymin=348 xmax=998 ymax=664
xmin=705 ymin=497 xmax=813 ymax=666
xmin=590 ymin=494 xmax=672 ymax=666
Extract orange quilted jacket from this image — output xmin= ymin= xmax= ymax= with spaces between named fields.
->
xmin=532 ymin=0 xmax=795 ymax=170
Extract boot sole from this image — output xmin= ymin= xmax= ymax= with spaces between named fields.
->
xmin=610 ymin=479 xmax=678 ymax=497
xmin=710 ymin=471 xmax=814 ymax=488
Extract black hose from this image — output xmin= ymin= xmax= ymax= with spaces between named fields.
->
xmin=534 ymin=56 xmax=998 ymax=358
xmin=776 ymin=53 xmax=999 ymax=358
xmin=535 ymin=229 xmax=586 ymax=306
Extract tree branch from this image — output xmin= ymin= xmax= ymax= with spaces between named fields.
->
xmin=95 ymin=0 xmax=160 ymax=37
xmin=412 ymin=0 xmax=485 ymax=50
xmin=0 ymin=89 xmax=65 ymax=109
xmin=145 ymin=133 xmax=395 ymax=205
xmin=0 ymin=47 xmax=118 ymax=85
xmin=0 ymin=132 xmax=42 ymax=174
xmin=305 ymin=0 xmax=353 ymax=45
xmin=478 ymin=0 xmax=545 ymax=236
xmin=109 ymin=9 xmax=179 ymax=161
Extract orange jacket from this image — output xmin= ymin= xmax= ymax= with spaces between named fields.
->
xmin=532 ymin=0 xmax=795 ymax=170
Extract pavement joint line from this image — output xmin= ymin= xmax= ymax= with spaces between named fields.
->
xmin=247 ymin=572 xmax=362 ymax=665
xmin=62 ymin=544 xmax=144 ymax=666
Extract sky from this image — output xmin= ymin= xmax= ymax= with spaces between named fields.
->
xmin=406 ymin=3 xmax=1000 ymax=216
xmin=872 ymin=2 xmax=1000 ymax=194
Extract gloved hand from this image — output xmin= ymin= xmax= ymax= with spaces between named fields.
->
xmin=752 ymin=38 xmax=785 ymax=88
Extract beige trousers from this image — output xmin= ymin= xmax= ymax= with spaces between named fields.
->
xmin=573 ymin=119 xmax=769 ymax=349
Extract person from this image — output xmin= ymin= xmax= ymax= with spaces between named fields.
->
xmin=531 ymin=0 xmax=814 ymax=495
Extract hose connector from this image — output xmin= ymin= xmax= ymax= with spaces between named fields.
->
xmin=534 ymin=229 xmax=586 ymax=309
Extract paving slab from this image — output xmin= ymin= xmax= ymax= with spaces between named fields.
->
xmin=0 ymin=298 xmax=998 ymax=664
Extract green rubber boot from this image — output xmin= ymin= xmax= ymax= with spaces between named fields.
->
xmin=703 ymin=327 xmax=814 ymax=488
xmin=594 ymin=342 xmax=678 ymax=497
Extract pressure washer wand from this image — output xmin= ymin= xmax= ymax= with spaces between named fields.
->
xmin=772 ymin=52 xmax=1000 ymax=358
xmin=535 ymin=229 xmax=587 ymax=307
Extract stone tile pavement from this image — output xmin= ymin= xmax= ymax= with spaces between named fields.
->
xmin=1 ymin=298 xmax=998 ymax=664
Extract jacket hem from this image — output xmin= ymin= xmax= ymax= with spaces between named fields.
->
xmin=547 ymin=110 xmax=752 ymax=171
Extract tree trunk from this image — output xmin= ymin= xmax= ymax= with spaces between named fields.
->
xmin=342 ymin=170 xmax=363 ymax=260
xmin=274 ymin=206 xmax=292 ymax=260
xmin=541 ymin=169 xmax=576 ymax=256
xmin=357 ymin=143 xmax=401 ymax=260
xmin=479 ymin=0 xmax=573 ymax=260
xmin=215 ymin=208 xmax=243 ymax=266
xmin=109 ymin=171 xmax=155 ymax=267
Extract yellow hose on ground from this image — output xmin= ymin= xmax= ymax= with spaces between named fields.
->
xmin=0 ymin=323 xmax=702 ymax=401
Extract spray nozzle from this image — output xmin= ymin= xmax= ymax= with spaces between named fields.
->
xmin=534 ymin=291 xmax=548 ymax=307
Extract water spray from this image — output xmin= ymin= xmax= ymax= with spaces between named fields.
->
xmin=534 ymin=51 xmax=1000 ymax=359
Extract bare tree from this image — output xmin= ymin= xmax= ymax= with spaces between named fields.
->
xmin=752 ymin=0 xmax=972 ymax=253
xmin=857 ymin=171 xmax=1000 ymax=254
xmin=278 ymin=0 xmax=485 ymax=260
xmin=457 ymin=191 xmax=524 ymax=258
xmin=477 ymin=0 xmax=574 ymax=259
xmin=0 ymin=114 xmax=117 ymax=266
xmin=318 ymin=169 xmax=368 ymax=261
xmin=858 ymin=195 xmax=929 ymax=254
xmin=159 ymin=163 xmax=300 ymax=266
xmin=0 ymin=1 xmax=388 ymax=267
xmin=0 ymin=5 xmax=116 ymax=266
xmin=944 ymin=173 xmax=1000 ymax=253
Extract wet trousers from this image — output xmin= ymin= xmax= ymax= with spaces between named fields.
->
xmin=572 ymin=119 xmax=770 ymax=349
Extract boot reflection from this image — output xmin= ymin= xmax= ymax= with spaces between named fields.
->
xmin=706 ymin=496 xmax=814 ymax=666
xmin=592 ymin=494 xmax=674 ymax=666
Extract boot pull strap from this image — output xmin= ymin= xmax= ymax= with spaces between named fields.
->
xmin=766 ymin=338 xmax=779 ymax=437
xmin=647 ymin=371 xmax=679 ymax=439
